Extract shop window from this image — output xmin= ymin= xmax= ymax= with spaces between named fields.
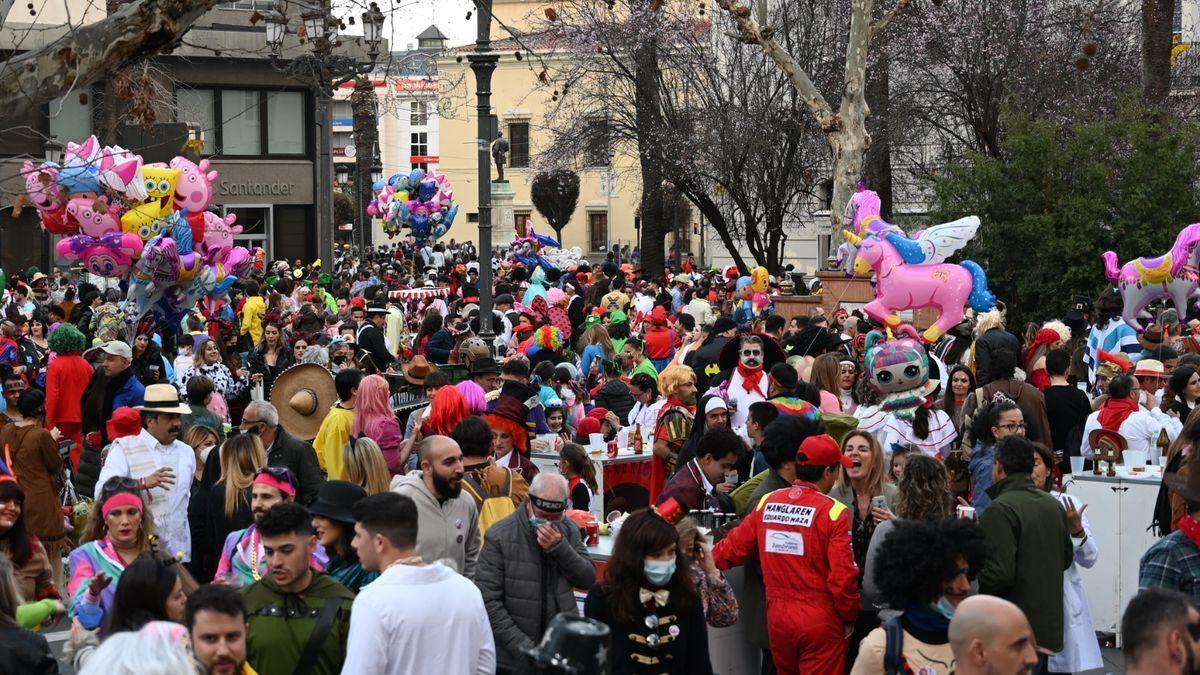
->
xmin=221 ymin=90 xmax=261 ymax=155
xmin=176 ymin=86 xmax=307 ymax=157
xmin=177 ymin=89 xmax=216 ymax=155
xmin=267 ymin=91 xmax=305 ymax=154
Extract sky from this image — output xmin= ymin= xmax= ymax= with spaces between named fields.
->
xmin=388 ymin=0 xmax=476 ymax=49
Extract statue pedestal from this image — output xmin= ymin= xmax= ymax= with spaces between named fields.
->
xmin=491 ymin=181 xmax=516 ymax=246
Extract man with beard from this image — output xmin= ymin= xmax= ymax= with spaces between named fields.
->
xmin=651 ymin=365 xmax=698 ymax=501
xmin=1121 ymin=588 xmax=1200 ymax=675
xmin=392 ymin=434 xmax=482 ymax=578
xmin=186 ymin=585 xmax=251 ymax=675
xmin=96 ymin=383 xmax=194 ymax=560
xmin=244 ymin=502 xmax=355 ymax=675
xmin=215 ymin=467 xmax=326 ymax=586
xmin=708 ymin=333 xmax=787 ymax=428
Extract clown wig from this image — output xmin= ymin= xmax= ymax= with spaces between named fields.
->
xmin=534 ymin=325 xmax=565 ymax=352
xmin=658 ymin=365 xmax=696 ymax=401
xmin=48 ymin=323 xmax=87 ymax=355
xmin=485 ymin=412 xmax=529 ymax=453
xmin=422 ymin=386 xmax=471 ymax=437
xmin=455 ymin=379 xmax=488 ymax=414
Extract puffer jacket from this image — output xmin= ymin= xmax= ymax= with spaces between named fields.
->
xmin=474 ymin=505 xmax=596 ymax=671
xmin=592 ymin=379 xmax=635 ymax=425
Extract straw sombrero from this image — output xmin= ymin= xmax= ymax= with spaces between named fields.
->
xmin=270 ymin=363 xmax=337 ymax=441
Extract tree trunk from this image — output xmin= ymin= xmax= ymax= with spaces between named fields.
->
xmin=632 ymin=28 xmax=669 ymax=275
xmin=862 ymin=19 xmax=891 ymax=220
xmin=1142 ymin=0 xmax=1174 ymax=108
xmin=351 ymin=76 xmax=378 ymax=249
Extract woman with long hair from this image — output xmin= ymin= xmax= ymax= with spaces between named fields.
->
xmin=808 ymin=352 xmax=845 ymax=413
xmin=0 ymin=556 xmax=58 ymax=674
xmin=105 ymin=556 xmax=186 ymax=633
xmin=0 ymin=479 xmax=60 ymax=604
xmin=350 ymin=374 xmax=404 ymax=475
xmin=413 ymin=314 xmax=443 ymax=357
xmin=247 ymin=321 xmax=294 ymax=399
xmin=177 ymin=339 xmax=247 ymax=415
xmin=579 ymin=324 xmax=616 ymax=378
xmin=862 ymin=454 xmax=954 ymax=612
xmin=208 ymin=434 xmax=266 ymax=556
xmin=1024 ymin=321 xmax=1071 ymax=391
xmin=310 ymin=480 xmax=379 ymax=593
xmin=343 ymin=437 xmax=390 ymax=495
xmin=942 ymin=365 xmax=977 ymax=435
xmin=0 ymin=390 xmax=66 ymax=585
xmin=182 ymin=425 xmax=220 ymax=584
xmin=131 ymin=331 xmax=166 ymax=386
xmin=837 ymin=358 xmax=859 ymax=413
xmin=1164 ymin=366 xmax=1200 ymax=422
xmin=675 ymin=516 xmax=738 ymax=628
xmin=584 ymin=509 xmax=711 ymax=674
xmin=24 ymin=314 xmax=48 ymax=364
xmin=68 ymin=481 xmax=156 ymax=630
xmin=558 ymin=443 xmax=598 ymax=512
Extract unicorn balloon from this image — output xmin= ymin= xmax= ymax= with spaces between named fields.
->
xmin=1102 ymin=223 xmax=1200 ymax=332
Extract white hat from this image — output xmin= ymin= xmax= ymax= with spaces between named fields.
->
xmin=87 ymin=340 xmax=132 ymax=360
xmin=704 ymin=397 xmax=728 ymax=414
xmin=135 ymin=384 xmax=192 ymax=414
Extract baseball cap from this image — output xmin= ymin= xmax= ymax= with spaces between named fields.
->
xmin=796 ymin=434 xmax=852 ymax=468
xmin=89 ymin=340 xmax=132 ymax=360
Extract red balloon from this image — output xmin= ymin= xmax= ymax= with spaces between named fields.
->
xmin=40 ymin=205 xmax=76 ymax=235
xmin=185 ymin=211 xmax=206 ymax=244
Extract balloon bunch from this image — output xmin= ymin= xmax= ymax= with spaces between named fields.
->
xmin=24 ymin=135 xmax=254 ymax=324
xmin=367 ymin=168 xmax=459 ymax=245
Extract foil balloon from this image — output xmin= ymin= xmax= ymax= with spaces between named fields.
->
xmin=170 ymin=156 xmax=218 ymax=243
xmin=56 ymin=231 xmax=144 ymax=278
xmin=839 ymin=185 xmax=995 ymax=343
xmin=1101 ymin=223 xmax=1200 ymax=332
xmin=65 ymin=197 xmax=124 ymax=237
xmin=21 ymin=160 xmax=71 ymax=234
xmin=863 ymin=327 xmax=938 ymax=421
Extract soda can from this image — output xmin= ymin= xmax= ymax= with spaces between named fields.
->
xmin=607 ymin=440 xmax=618 ymax=458
xmin=586 ymin=521 xmax=600 ymax=546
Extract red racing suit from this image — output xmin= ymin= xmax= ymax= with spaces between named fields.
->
xmin=713 ymin=481 xmax=860 ymax=675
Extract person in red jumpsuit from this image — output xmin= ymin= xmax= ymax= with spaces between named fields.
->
xmin=713 ymin=433 xmax=860 ymax=675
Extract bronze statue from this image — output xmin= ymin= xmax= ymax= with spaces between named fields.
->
xmin=490 ymin=131 xmax=510 ymax=182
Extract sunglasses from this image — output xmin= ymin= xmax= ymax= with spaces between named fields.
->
xmin=255 ymin=466 xmax=297 ymax=488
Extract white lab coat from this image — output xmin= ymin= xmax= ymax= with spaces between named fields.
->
xmin=1048 ymin=490 xmax=1103 ymax=673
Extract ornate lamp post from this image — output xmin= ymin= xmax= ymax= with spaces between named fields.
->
xmin=263 ymin=1 xmax=385 ymax=266
xmin=468 ymin=0 xmax=499 ymax=346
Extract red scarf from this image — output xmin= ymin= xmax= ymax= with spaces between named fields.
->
xmin=1097 ymin=397 xmax=1140 ymax=432
xmin=736 ymin=362 xmax=765 ymax=394
xmin=1179 ymin=513 xmax=1200 ymax=548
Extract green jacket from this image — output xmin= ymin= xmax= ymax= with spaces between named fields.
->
xmin=978 ymin=474 xmax=1073 ymax=652
xmin=244 ymin=571 xmax=355 ymax=675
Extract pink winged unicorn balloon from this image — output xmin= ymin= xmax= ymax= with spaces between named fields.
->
xmin=1101 ymin=223 xmax=1200 ymax=332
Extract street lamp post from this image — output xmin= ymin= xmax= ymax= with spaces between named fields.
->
xmin=263 ymin=1 xmax=384 ymax=266
xmin=468 ymin=0 xmax=499 ymax=346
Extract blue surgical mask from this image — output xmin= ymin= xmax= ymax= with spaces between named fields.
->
xmin=643 ymin=558 xmax=676 ymax=586
xmin=529 ymin=516 xmax=548 ymax=530
xmin=933 ymin=595 xmax=956 ymax=621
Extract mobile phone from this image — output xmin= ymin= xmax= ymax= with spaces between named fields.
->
xmin=871 ymin=496 xmax=887 ymax=511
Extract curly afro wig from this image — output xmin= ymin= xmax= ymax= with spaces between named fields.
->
xmin=872 ymin=517 xmax=989 ymax=609
xmin=48 ymin=323 xmax=87 ymax=355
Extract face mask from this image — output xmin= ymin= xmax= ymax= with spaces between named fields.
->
xmin=933 ymin=595 xmax=956 ymax=621
xmin=199 ymin=444 xmax=216 ymax=463
xmin=529 ymin=516 xmax=548 ymax=530
xmin=643 ymin=558 xmax=676 ymax=586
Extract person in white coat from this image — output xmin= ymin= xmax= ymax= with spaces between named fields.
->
xmin=1032 ymin=444 xmax=1103 ymax=672
xmin=1081 ymin=374 xmax=1181 ymax=462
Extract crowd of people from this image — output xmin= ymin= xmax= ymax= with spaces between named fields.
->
xmin=3 ymin=246 xmax=1200 ymax=674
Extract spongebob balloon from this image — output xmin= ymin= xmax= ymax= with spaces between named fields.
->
xmin=121 ymin=165 xmax=181 ymax=245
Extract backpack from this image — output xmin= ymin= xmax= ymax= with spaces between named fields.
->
xmin=462 ymin=469 xmax=518 ymax=540
xmin=883 ymin=615 xmax=913 ymax=675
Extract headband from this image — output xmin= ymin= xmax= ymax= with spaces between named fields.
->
xmin=102 ymin=492 xmax=144 ymax=519
xmin=254 ymin=471 xmax=297 ymax=498
xmin=530 ymin=495 xmax=566 ymax=513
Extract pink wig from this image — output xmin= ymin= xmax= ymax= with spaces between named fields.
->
xmin=456 ymin=379 xmax=487 ymax=414
xmin=351 ymin=374 xmax=393 ymax=437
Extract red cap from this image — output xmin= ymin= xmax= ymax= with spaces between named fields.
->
xmin=797 ymin=434 xmax=853 ymax=468
xmin=107 ymin=407 xmax=143 ymax=441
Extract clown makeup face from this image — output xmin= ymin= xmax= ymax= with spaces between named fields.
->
xmin=740 ymin=337 xmax=765 ymax=370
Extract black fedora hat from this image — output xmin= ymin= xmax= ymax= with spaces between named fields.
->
xmin=469 ymin=357 xmax=501 ymax=375
xmin=309 ymin=480 xmax=368 ymax=524
xmin=523 ymin=612 xmax=611 ymax=674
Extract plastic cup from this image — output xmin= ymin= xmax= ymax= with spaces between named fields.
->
xmin=1070 ymin=456 xmax=1085 ymax=475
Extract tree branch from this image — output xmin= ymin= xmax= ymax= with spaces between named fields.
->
xmin=869 ymin=0 xmax=910 ymax=41
xmin=714 ymin=0 xmax=839 ymax=131
xmin=0 ymin=0 xmax=221 ymax=113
